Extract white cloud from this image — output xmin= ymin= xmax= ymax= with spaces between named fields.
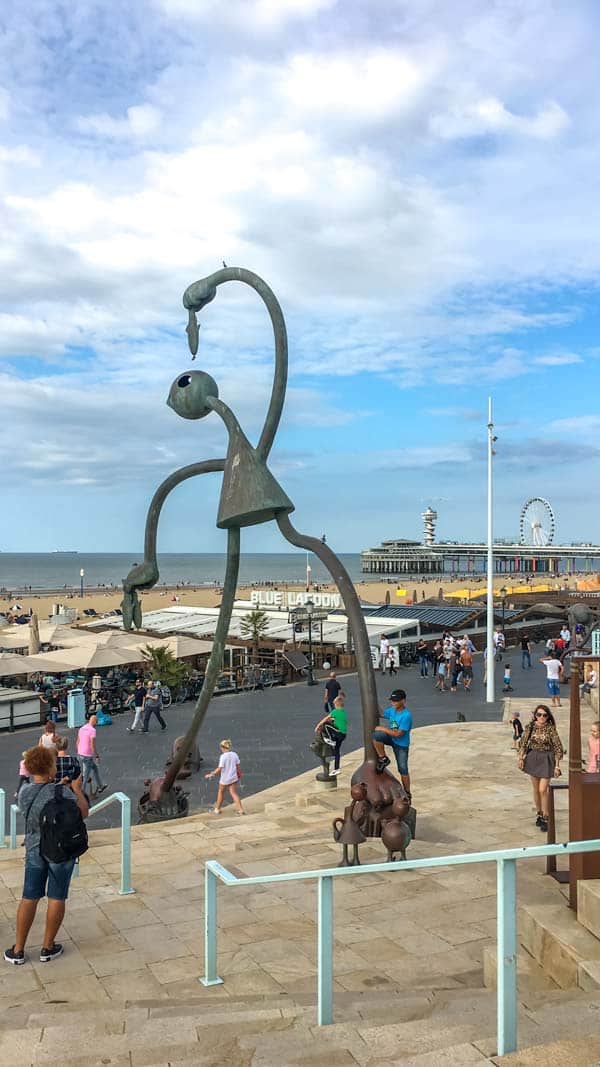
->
xmin=155 ymin=0 xmax=336 ymax=28
xmin=279 ymin=48 xmax=432 ymax=119
xmin=431 ymin=97 xmax=569 ymax=141
xmin=533 ymin=352 xmax=582 ymax=366
xmin=548 ymin=415 xmax=600 ymax=437
xmin=75 ymin=103 xmax=162 ymax=140
xmin=0 ymin=145 xmax=39 ymax=166
xmin=0 ymin=0 xmax=600 ymax=549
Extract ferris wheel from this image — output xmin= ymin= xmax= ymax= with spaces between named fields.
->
xmin=519 ymin=497 xmax=555 ymax=547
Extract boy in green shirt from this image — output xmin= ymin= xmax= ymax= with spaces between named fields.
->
xmin=314 ymin=695 xmax=347 ymax=776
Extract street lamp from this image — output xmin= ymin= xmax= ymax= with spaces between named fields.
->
xmin=486 ymin=397 xmax=496 ymax=704
xmin=79 ymin=568 xmax=85 ymax=598
xmin=306 ymin=598 xmax=318 ymax=686
xmin=500 ymin=585 xmax=507 ymax=635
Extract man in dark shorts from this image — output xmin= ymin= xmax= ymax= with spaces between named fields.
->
xmin=4 ymin=746 xmax=89 ymax=966
xmin=323 ymin=671 xmax=341 ymax=712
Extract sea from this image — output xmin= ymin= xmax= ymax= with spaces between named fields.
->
xmin=0 ymin=553 xmax=365 ymax=594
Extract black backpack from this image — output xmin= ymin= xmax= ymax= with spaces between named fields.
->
xmin=28 ymin=784 xmax=89 ymax=863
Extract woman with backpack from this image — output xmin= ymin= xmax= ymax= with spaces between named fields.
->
xmin=4 ymin=746 xmax=89 ymax=966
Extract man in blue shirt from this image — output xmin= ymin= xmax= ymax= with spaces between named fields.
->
xmin=372 ymin=689 xmax=413 ymax=797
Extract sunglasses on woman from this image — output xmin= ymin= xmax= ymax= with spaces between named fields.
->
xmin=535 ymin=712 xmax=548 ymax=719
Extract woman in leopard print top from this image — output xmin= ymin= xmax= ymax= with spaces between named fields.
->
xmin=518 ymin=705 xmax=564 ymax=834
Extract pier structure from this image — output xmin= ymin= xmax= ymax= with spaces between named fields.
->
xmin=360 ymin=539 xmax=600 ymax=576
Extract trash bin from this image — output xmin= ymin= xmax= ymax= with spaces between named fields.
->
xmin=67 ymin=688 xmax=86 ymax=729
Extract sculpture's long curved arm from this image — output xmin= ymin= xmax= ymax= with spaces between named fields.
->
xmin=183 ymin=267 xmax=287 ymax=460
xmin=122 ymin=459 xmax=225 ymax=630
xmin=161 ymin=525 xmax=241 ymax=791
xmin=276 ymin=513 xmax=379 ymax=760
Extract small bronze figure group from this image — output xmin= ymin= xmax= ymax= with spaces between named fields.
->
xmin=332 ymin=781 xmax=413 ymax=866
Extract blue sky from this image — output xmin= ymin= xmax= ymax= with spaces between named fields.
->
xmin=0 ymin=0 xmax=599 ymax=553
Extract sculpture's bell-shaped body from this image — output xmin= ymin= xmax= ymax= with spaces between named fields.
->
xmin=214 ymin=407 xmax=294 ymax=530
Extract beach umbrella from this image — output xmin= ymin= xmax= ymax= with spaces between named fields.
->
xmin=0 ymin=652 xmax=41 ymax=677
xmin=100 ymin=633 xmax=167 ymax=651
xmin=29 ymin=646 xmax=138 ymax=672
xmin=164 ymin=635 xmax=213 ymax=659
xmin=0 ymin=633 xmax=29 ymax=651
xmin=28 ymin=613 xmax=41 ymax=656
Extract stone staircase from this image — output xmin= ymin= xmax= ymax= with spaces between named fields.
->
xmin=2 ymin=723 xmax=600 ymax=1064
xmin=3 ymin=980 xmax=600 ymax=1065
xmin=516 ymin=880 xmax=600 ymax=991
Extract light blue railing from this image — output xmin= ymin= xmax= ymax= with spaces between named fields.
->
xmin=203 ymin=837 xmax=600 ymax=1057
xmin=9 ymin=791 xmax=135 ymax=896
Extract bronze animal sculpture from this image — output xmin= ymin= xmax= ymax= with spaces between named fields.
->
xmin=380 ymin=798 xmax=413 ymax=862
xmin=332 ymin=784 xmax=368 ymax=866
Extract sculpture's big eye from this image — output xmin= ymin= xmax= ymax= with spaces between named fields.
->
xmin=167 ymin=370 xmax=219 ymax=420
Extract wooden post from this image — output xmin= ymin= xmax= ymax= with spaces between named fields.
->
xmin=568 ymin=657 xmax=600 ymax=909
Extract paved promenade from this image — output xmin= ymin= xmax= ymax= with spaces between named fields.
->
xmin=0 ymin=691 xmax=596 ymax=1064
xmin=0 ymin=649 xmax=544 ymax=828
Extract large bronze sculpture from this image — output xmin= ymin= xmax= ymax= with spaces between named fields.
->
xmin=122 ymin=267 xmax=408 ymax=828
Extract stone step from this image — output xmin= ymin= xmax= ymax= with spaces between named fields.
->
xmin=519 ymin=903 xmax=600 ymax=989
xmin=3 ymin=980 xmax=600 ymax=1065
xmin=5 ymin=994 xmax=302 ymax=1032
xmin=577 ymin=878 xmax=600 ymax=942
xmin=482 ymin=944 xmax=558 ymax=992
xmin=490 ymin=1032 xmax=600 ymax=1065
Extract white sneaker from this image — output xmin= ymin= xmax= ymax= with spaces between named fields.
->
xmin=330 ymin=768 xmax=341 ymax=776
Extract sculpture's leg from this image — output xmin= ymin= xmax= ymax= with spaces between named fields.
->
xmin=276 ymin=513 xmax=378 ymax=757
xmin=161 ymin=526 xmax=241 ymax=793
xmin=277 ymin=513 xmax=407 ymax=813
xmin=121 ymin=459 xmax=225 ymax=630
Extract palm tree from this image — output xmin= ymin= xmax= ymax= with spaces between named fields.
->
xmin=239 ymin=608 xmax=269 ymax=663
xmin=142 ymin=645 xmax=188 ymax=689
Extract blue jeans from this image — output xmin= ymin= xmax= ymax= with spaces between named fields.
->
xmin=418 ymin=654 xmax=428 ymax=676
xmin=23 ymin=852 xmax=76 ymax=901
xmin=372 ymin=731 xmax=409 ymax=775
xmin=80 ymin=756 xmax=104 ymax=793
xmin=521 ymin=651 xmax=531 ymax=669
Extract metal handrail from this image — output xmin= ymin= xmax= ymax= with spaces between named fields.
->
xmin=202 ymin=837 xmax=600 ymax=1057
xmin=8 ymin=791 xmax=135 ymax=896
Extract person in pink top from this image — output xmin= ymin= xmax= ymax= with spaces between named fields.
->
xmin=588 ymin=721 xmax=600 ymax=774
xmin=76 ymin=715 xmax=107 ymax=798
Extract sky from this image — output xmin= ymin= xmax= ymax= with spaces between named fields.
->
xmin=0 ymin=0 xmax=599 ymax=554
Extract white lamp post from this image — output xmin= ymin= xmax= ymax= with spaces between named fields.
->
xmin=486 ymin=398 xmax=496 ymax=703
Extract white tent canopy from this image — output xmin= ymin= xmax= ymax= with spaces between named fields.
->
xmin=0 ymin=652 xmax=46 ymax=677
xmin=30 ymin=646 xmax=140 ymax=671
xmin=163 ymin=635 xmax=213 ymax=658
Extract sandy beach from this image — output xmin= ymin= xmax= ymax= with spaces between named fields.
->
xmin=0 ymin=571 xmax=583 ymax=625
